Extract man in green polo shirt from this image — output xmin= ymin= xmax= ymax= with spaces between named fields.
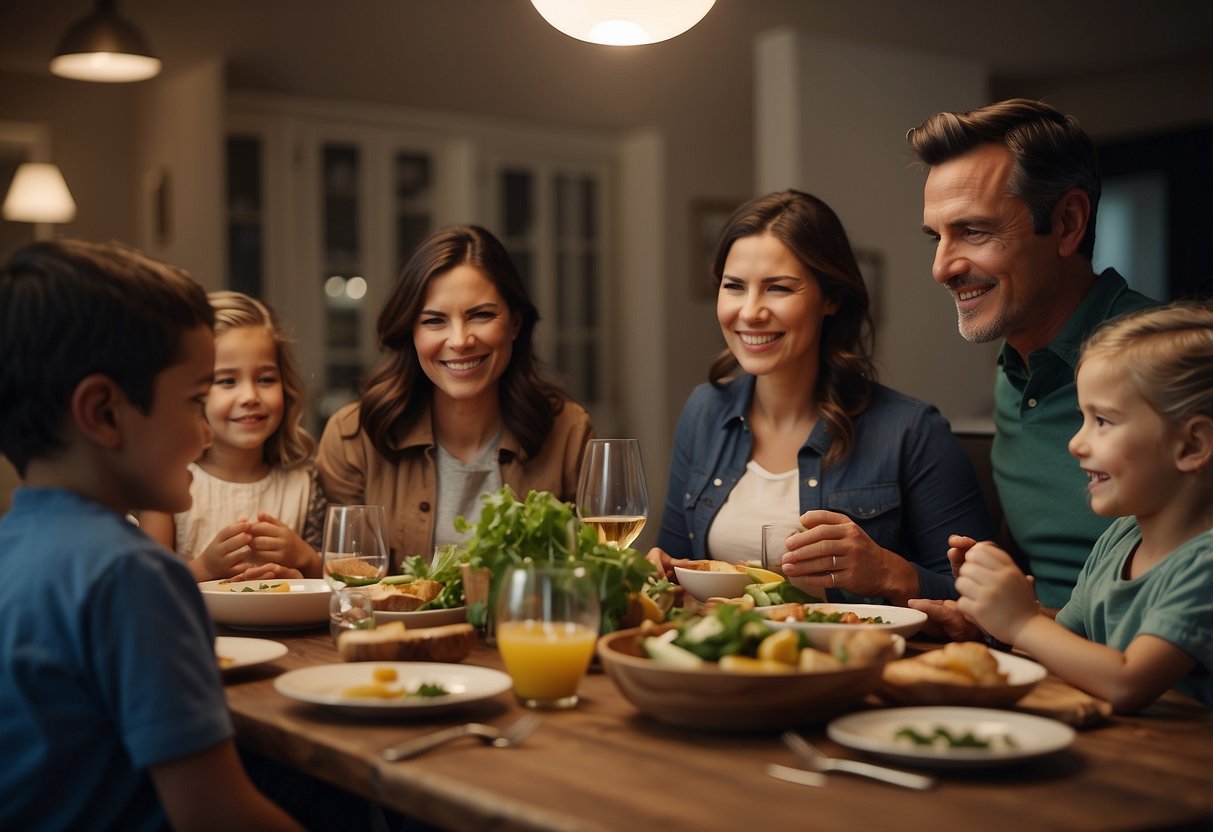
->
xmin=906 ymin=99 xmax=1156 ymax=625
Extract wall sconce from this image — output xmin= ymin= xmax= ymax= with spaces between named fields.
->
xmin=530 ymin=0 xmax=716 ymax=46
xmin=50 ymin=0 xmax=161 ymax=82
xmin=2 ymin=163 xmax=78 ymax=224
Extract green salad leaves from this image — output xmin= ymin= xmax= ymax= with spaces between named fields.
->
xmin=456 ymin=486 xmax=655 ymax=633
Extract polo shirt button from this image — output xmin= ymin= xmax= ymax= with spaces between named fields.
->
xmin=419 ymin=501 xmax=431 ymax=512
xmin=1027 ymin=398 xmax=1038 ymax=408
xmin=807 ymin=478 xmax=818 ymax=487
xmin=688 ymin=532 xmax=695 ymax=539
xmin=713 ymin=478 xmax=723 ymax=486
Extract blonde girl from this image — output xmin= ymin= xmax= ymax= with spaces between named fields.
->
xmin=954 ymin=301 xmax=1213 ymax=711
xmin=143 ymin=291 xmax=325 ymax=580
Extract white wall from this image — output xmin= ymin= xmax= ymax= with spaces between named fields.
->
xmin=754 ymin=29 xmax=1000 ymax=424
xmin=134 ymin=59 xmax=225 ymax=289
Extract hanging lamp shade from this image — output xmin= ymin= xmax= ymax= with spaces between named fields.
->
xmin=2 ymin=163 xmax=78 ymax=224
xmin=529 ymin=0 xmax=716 ymax=46
xmin=50 ymin=0 xmax=161 ymax=82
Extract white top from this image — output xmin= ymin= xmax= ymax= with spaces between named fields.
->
xmin=173 ymin=462 xmax=313 ymax=563
xmin=706 ymin=460 xmax=800 ymax=563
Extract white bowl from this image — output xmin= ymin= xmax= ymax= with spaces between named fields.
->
xmin=673 ymin=565 xmax=752 ymax=603
xmin=765 ymin=603 xmax=927 ymax=649
xmin=199 ymin=578 xmax=331 ymax=630
xmin=372 ymin=605 xmax=468 ymax=628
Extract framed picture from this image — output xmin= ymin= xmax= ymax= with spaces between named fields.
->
xmin=854 ymin=247 xmax=884 ymax=325
xmin=689 ymin=198 xmax=740 ymax=300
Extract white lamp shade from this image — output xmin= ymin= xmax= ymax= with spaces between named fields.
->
xmin=530 ymin=0 xmax=716 ymax=46
xmin=50 ymin=52 xmax=161 ymax=83
xmin=2 ymin=163 xmax=78 ymax=224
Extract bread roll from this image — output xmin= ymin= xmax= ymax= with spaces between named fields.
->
xmin=337 ymin=621 xmax=475 ymax=663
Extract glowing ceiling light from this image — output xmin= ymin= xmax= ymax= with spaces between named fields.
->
xmin=529 ymin=0 xmax=716 ymax=46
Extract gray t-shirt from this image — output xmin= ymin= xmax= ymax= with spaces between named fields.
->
xmin=433 ymin=435 xmax=503 ymax=550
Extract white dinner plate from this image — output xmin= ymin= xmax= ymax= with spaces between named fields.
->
xmin=765 ymin=603 xmax=927 ymax=649
xmin=273 ymin=662 xmax=513 ymax=717
xmin=199 ymin=578 xmax=331 ymax=630
xmin=827 ymin=706 xmax=1075 ymax=769
xmin=372 ymin=605 xmax=468 ymax=628
xmin=215 ymin=636 xmax=288 ymax=674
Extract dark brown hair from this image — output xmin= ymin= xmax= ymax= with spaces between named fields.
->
xmin=708 ymin=190 xmax=876 ymax=466
xmin=0 ymin=239 xmax=213 ymax=475
xmin=907 ymin=98 xmax=1101 ymax=259
xmin=355 ymin=225 xmax=568 ymax=461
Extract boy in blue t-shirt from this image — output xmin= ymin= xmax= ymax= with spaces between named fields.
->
xmin=0 ymin=241 xmax=301 ymax=831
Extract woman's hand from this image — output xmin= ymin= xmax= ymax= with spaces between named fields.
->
xmin=780 ymin=509 xmax=920 ymax=604
xmin=955 ymin=542 xmax=1040 ymax=645
xmin=249 ymin=513 xmax=322 ymax=577
xmin=644 ymin=547 xmax=701 ymax=580
xmin=190 ymin=519 xmax=253 ymax=581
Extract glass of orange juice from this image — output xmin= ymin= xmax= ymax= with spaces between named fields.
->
xmin=495 ymin=563 xmax=600 ymax=709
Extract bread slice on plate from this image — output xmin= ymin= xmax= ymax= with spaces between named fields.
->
xmin=337 ymin=621 xmax=475 ymax=663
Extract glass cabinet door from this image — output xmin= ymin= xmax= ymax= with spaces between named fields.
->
xmin=319 ymin=142 xmax=364 ymax=420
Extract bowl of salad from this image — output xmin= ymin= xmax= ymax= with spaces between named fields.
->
xmin=597 ymin=605 xmax=903 ymax=730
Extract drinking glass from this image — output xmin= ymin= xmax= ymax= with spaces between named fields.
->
xmin=495 ymin=563 xmax=601 ymax=709
xmin=322 ymin=505 xmax=388 ymax=588
xmin=762 ymin=522 xmax=823 ymax=601
xmin=576 ymin=438 xmax=649 ymax=548
xmin=329 ymin=587 xmax=375 ymax=645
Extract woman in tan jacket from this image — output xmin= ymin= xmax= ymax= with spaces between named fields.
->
xmin=317 ymin=225 xmax=593 ymax=570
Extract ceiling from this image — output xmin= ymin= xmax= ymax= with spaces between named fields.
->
xmin=0 ymin=0 xmax=1209 ymax=130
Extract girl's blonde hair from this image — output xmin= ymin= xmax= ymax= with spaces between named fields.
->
xmin=207 ymin=290 xmax=314 ymax=469
xmin=1079 ymin=300 xmax=1213 ymax=427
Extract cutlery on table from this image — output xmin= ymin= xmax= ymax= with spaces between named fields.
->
xmin=766 ymin=763 xmax=827 ymax=787
xmin=383 ymin=714 xmax=539 ymax=761
xmin=782 ymin=731 xmax=936 ymax=790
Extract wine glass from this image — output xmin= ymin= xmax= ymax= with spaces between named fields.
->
xmin=495 ymin=563 xmax=600 ymax=709
xmin=322 ymin=505 xmax=388 ymax=589
xmin=576 ymin=438 xmax=648 ymax=548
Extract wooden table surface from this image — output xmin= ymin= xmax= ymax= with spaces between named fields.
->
xmin=222 ymin=627 xmax=1213 ymax=832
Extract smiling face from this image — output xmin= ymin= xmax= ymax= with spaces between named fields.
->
xmin=205 ymin=325 xmax=284 ymax=456
xmin=922 ymin=143 xmax=1068 ymax=354
xmin=413 ymin=264 xmax=520 ymax=408
xmin=717 ymin=234 xmax=838 ymax=381
xmin=1068 ymin=355 xmax=1182 ymax=519
xmin=119 ymin=324 xmax=215 ymax=513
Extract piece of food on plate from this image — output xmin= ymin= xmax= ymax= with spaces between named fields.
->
xmin=882 ymin=641 xmax=1009 ymax=687
xmin=337 ymin=621 xmax=475 ymax=663
xmin=677 ymin=560 xmax=746 ymax=573
xmin=369 ymin=578 xmax=443 ymax=611
xmin=326 ymin=556 xmax=382 ymax=586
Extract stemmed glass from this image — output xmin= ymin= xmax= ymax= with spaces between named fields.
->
xmin=322 ymin=505 xmax=389 ymax=588
xmin=576 ymin=438 xmax=649 ymax=548
xmin=495 ymin=563 xmax=601 ymax=709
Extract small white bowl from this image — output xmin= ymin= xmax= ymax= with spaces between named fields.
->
xmin=673 ymin=565 xmax=753 ymax=603
xmin=199 ymin=578 xmax=331 ymax=630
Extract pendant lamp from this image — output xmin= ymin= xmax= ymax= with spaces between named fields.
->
xmin=2 ymin=163 xmax=77 ymax=224
xmin=530 ymin=0 xmax=716 ymax=46
xmin=50 ymin=0 xmax=161 ymax=82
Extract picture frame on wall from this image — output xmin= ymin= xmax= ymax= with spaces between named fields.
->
xmin=689 ymin=198 xmax=740 ymax=300
xmin=854 ymin=247 xmax=884 ymax=326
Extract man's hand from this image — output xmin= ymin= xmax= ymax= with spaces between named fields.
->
xmin=907 ymin=598 xmax=983 ymax=641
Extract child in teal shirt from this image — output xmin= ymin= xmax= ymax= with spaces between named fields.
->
xmin=954 ymin=302 xmax=1213 ymax=712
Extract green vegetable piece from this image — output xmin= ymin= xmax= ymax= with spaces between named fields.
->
xmin=744 ymin=585 xmax=772 ymax=606
xmin=329 ymin=573 xmax=379 ymax=587
xmin=644 ymin=637 xmax=705 ymax=668
xmin=413 ymin=682 xmax=450 ymax=698
xmin=379 ymin=574 xmax=416 ymax=586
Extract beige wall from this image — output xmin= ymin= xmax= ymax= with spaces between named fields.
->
xmin=0 ymin=72 xmax=138 ymax=251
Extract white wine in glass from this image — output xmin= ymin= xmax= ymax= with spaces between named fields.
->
xmin=576 ymin=438 xmax=648 ymax=548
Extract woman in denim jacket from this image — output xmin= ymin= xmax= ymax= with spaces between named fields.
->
xmin=649 ymin=191 xmax=993 ymax=604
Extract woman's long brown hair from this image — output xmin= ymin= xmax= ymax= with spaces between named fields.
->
xmin=355 ymin=225 xmax=567 ymax=461
xmin=707 ymin=190 xmax=876 ymax=466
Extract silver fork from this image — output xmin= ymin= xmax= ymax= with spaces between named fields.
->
xmin=782 ymin=731 xmax=936 ymax=790
xmin=383 ymin=714 xmax=540 ymax=761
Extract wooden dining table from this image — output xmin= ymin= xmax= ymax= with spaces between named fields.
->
xmin=221 ymin=626 xmax=1213 ymax=832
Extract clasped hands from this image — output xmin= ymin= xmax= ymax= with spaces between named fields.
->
xmin=196 ymin=513 xmax=320 ymax=582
